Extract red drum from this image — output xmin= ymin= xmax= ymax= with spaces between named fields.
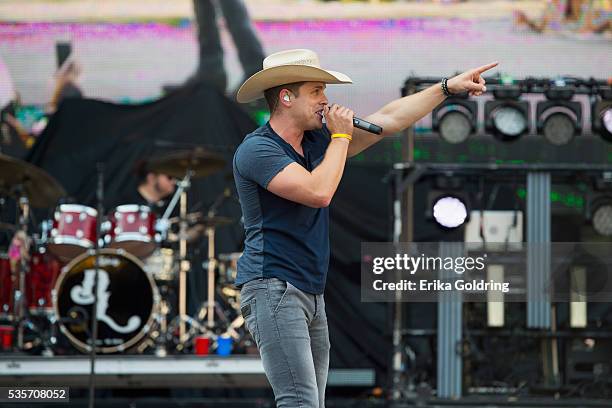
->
xmin=49 ymin=204 xmax=98 ymax=261
xmin=0 ymin=254 xmax=13 ymax=319
xmin=105 ymin=205 xmax=157 ymax=259
xmin=27 ymin=251 xmax=62 ymax=314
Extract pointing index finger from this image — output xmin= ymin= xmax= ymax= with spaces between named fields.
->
xmin=475 ymin=61 xmax=499 ymax=74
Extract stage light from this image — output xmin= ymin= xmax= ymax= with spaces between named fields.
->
xmin=485 ymin=87 xmax=529 ymax=142
xmin=591 ymin=197 xmax=612 ymax=237
xmin=432 ymin=195 xmax=468 ymax=229
xmin=432 ymin=97 xmax=477 ymax=144
xmin=491 ymin=106 xmax=527 ymax=139
xmin=592 ymin=88 xmax=612 ymax=143
xmin=536 ymin=86 xmax=582 ymax=146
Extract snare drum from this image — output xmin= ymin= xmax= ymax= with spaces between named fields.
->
xmin=105 ymin=205 xmax=157 ymax=259
xmin=144 ymin=248 xmax=178 ymax=281
xmin=48 ymin=204 xmax=98 ymax=261
xmin=54 ymin=249 xmax=158 ymax=353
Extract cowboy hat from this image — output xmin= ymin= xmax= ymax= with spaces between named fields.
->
xmin=236 ymin=49 xmax=352 ymax=103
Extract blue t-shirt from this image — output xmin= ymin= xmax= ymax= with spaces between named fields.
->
xmin=233 ymin=122 xmax=331 ymax=294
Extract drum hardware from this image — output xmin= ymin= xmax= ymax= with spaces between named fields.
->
xmin=167 ymin=313 xmax=203 ymax=352
xmin=152 ymin=298 xmax=171 ymax=357
xmin=14 ymin=192 xmax=32 ymax=351
xmin=222 ymin=315 xmax=245 ymax=341
xmin=145 ymin=148 xmax=226 ymax=345
xmin=166 ymin=213 xmax=234 ymax=243
xmin=194 ymin=189 xmax=238 ymax=333
xmin=0 ymin=155 xmax=66 ymax=354
xmin=162 ymin=171 xmax=192 ymax=344
xmin=195 ymin=252 xmax=244 ymax=340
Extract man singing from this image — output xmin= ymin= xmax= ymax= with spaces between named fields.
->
xmin=233 ymin=49 xmax=497 ymax=407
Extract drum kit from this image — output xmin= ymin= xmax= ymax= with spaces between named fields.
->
xmin=0 ymin=150 xmax=245 ymax=356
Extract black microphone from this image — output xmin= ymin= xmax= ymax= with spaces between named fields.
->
xmin=325 ymin=104 xmax=383 ymax=135
xmin=353 ymin=117 xmax=383 ymax=135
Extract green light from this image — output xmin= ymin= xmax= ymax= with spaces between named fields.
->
xmin=393 ymin=140 xmax=402 ymax=153
xmin=252 ymin=110 xmax=270 ymax=126
xmin=565 ymin=195 xmax=577 ymax=207
xmin=516 ymin=188 xmax=526 ymax=199
xmin=468 ymin=143 xmax=487 ymax=155
xmin=501 ymin=74 xmax=514 ymax=85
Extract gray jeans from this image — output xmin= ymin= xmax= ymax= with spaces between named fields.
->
xmin=240 ymin=277 xmax=330 ymax=408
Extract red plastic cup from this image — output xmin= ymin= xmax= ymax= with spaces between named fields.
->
xmin=0 ymin=325 xmax=14 ymax=350
xmin=194 ymin=336 xmax=210 ymax=355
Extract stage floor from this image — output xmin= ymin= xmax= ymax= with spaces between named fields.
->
xmin=0 ymin=354 xmax=375 ymax=388
xmin=2 ymin=355 xmax=611 ymax=407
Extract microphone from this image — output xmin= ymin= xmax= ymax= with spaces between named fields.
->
xmin=324 ymin=104 xmax=383 ymax=135
xmin=353 ymin=117 xmax=383 ymax=135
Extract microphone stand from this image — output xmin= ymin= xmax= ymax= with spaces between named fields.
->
xmin=88 ymin=163 xmax=104 ymax=408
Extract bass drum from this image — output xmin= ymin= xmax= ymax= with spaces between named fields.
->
xmin=53 ymin=249 xmax=158 ymax=353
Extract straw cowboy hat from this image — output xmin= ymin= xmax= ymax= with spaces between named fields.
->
xmin=236 ymin=49 xmax=353 ymax=103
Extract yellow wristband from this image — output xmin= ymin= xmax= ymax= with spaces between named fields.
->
xmin=331 ymin=133 xmax=352 ymax=142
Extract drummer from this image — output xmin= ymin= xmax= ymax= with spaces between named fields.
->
xmin=119 ymin=161 xmax=177 ymax=212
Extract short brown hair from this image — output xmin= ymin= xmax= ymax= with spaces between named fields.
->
xmin=263 ymin=82 xmax=306 ymax=114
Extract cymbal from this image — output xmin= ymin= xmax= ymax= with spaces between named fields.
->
xmin=165 ymin=213 xmax=234 ymax=243
xmin=146 ymin=148 xmax=226 ymax=179
xmin=168 ymin=212 xmax=234 ymax=228
xmin=0 ymin=154 xmax=66 ymax=208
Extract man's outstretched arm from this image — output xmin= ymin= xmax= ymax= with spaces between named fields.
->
xmin=347 ymin=61 xmax=499 ymax=157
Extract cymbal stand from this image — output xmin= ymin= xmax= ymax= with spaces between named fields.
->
xmin=158 ymin=171 xmax=192 ymax=240
xmin=13 ymin=189 xmax=31 ymax=351
xmin=205 ymin=224 xmax=217 ymax=329
xmin=178 ymin=182 xmax=190 ymax=343
xmin=196 ymin=210 xmax=231 ymax=332
xmin=159 ymin=171 xmax=193 ymax=345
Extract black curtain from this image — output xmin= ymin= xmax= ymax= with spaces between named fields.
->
xmin=328 ymin=163 xmax=392 ymax=381
xmin=27 ymin=82 xmax=253 ymax=255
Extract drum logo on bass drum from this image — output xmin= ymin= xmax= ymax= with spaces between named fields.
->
xmin=96 ymin=256 xmax=121 ymax=268
xmin=71 ymin=268 xmax=141 ymax=334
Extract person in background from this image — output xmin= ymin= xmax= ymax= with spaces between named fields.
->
xmin=189 ymin=0 xmax=265 ymax=95
xmin=578 ymin=0 xmax=611 ymax=33
xmin=3 ymin=59 xmax=84 ymax=150
xmin=0 ymin=56 xmax=21 ymax=154
xmin=514 ymin=0 xmax=610 ymax=33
